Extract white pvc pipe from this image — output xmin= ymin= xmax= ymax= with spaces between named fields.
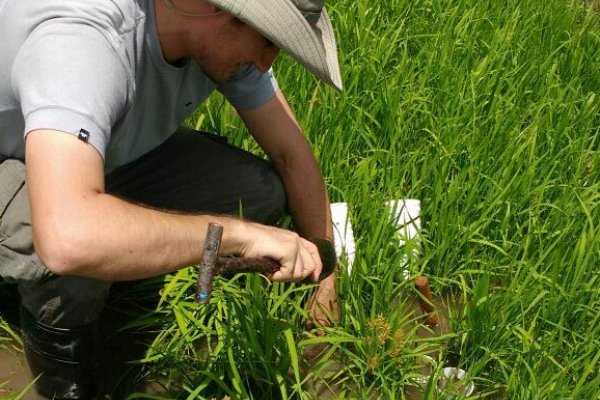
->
xmin=412 ymin=357 xmax=475 ymax=397
xmin=439 ymin=367 xmax=475 ymax=397
xmin=385 ymin=199 xmax=421 ymax=279
xmin=330 ymin=202 xmax=356 ymax=275
xmin=386 ymin=199 xmax=421 ymax=241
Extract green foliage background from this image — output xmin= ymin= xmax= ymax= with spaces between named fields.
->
xmin=1 ymin=0 xmax=598 ymax=399
xmin=150 ymin=0 xmax=600 ymax=398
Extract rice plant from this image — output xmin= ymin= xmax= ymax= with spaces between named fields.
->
xmin=128 ymin=0 xmax=600 ymax=398
xmin=2 ymin=0 xmax=599 ymax=398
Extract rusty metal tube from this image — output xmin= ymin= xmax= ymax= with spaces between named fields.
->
xmin=415 ymin=275 xmax=438 ymax=328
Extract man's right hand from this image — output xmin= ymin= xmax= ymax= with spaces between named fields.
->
xmin=228 ymin=222 xmax=323 ymax=283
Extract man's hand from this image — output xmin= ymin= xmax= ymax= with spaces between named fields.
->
xmin=236 ymin=222 xmax=323 ymax=282
xmin=306 ymin=273 xmax=340 ymax=330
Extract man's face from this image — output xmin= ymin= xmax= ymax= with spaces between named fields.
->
xmin=193 ymin=17 xmax=280 ymax=84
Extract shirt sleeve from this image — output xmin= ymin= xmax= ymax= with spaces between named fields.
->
xmin=217 ymin=65 xmax=279 ymax=111
xmin=12 ymin=20 xmax=130 ymax=160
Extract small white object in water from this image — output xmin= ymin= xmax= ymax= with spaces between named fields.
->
xmin=330 ymin=202 xmax=356 ymax=275
xmin=438 ymin=367 xmax=475 ymax=397
xmin=413 ymin=358 xmax=476 ymax=398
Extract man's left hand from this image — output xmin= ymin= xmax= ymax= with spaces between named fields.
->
xmin=305 ymin=273 xmax=340 ymax=330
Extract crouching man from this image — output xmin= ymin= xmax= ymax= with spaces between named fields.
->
xmin=0 ymin=0 xmax=342 ymax=397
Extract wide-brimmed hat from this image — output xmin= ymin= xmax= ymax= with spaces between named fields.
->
xmin=206 ymin=0 xmax=343 ymax=90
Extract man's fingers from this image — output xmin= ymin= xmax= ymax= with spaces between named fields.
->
xmin=272 ymin=251 xmax=300 ymax=282
xmin=278 ymin=247 xmax=310 ymax=282
xmin=268 ymin=238 xmax=321 ymax=282
xmin=299 ymin=239 xmax=321 ymax=282
xmin=306 ymin=240 xmax=323 ymax=282
xmin=293 ymin=249 xmax=306 ymax=280
xmin=242 ymin=224 xmax=324 ymax=283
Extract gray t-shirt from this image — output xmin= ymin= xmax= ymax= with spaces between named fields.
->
xmin=0 ymin=0 xmax=278 ymax=173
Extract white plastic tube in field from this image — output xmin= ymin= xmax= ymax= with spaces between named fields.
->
xmin=385 ymin=199 xmax=421 ymax=279
xmin=330 ymin=202 xmax=356 ymax=275
xmin=413 ymin=356 xmax=475 ymax=397
xmin=439 ymin=367 xmax=475 ymax=397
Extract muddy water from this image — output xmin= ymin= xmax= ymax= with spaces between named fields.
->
xmin=293 ymin=292 xmax=460 ymax=400
xmin=0 ymin=341 xmax=37 ymax=399
xmin=404 ymin=293 xmax=464 ymax=400
xmin=0 ymin=328 xmax=161 ymax=399
xmin=0 ymin=281 xmax=167 ymax=399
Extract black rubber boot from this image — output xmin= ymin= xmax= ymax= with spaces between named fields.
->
xmin=20 ymin=306 xmax=99 ymax=399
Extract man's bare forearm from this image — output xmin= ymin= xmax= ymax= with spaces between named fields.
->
xmin=275 ymin=148 xmax=333 ymax=241
xmin=239 ymin=91 xmax=334 ymax=241
xmin=239 ymin=91 xmax=339 ymax=324
xmin=239 ymin=92 xmax=336 ymax=286
xmin=275 ymin=148 xmax=338 ymax=290
xmin=33 ymin=190 xmax=247 ymax=280
xmin=25 ymin=129 xmax=322 ymax=282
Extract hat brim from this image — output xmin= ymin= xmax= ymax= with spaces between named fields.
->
xmin=208 ymin=0 xmax=342 ymax=90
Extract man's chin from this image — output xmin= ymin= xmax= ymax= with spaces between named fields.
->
xmin=196 ymin=65 xmax=236 ymax=84
xmin=203 ymin=72 xmax=228 ymax=84
xmin=197 ymin=61 xmax=248 ymax=84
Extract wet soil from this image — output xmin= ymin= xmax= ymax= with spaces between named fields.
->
xmin=0 ymin=281 xmax=167 ymax=399
xmin=403 ymin=293 xmax=460 ymax=400
xmin=0 ymin=341 xmax=33 ymax=399
xmin=286 ymin=289 xmax=461 ymax=400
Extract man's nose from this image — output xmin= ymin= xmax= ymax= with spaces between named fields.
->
xmin=255 ymin=46 xmax=280 ymax=73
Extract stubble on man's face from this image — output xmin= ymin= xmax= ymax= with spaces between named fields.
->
xmin=195 ymin=56 xmax=245 ymax=84
xmin=192 ymin=17 xmax=273 ymax=84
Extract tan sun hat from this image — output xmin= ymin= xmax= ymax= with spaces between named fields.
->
xmin=206 ymin=0 xmax=343 ymax=90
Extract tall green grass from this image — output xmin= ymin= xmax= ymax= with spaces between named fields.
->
xmin=132 ymin=0 xmax=600 ymax=398
xmin=1 ymin=0 xmax=597 ymax=398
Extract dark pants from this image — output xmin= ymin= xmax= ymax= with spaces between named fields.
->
xmin=0 ymin=127 xmax=286 ymax=327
